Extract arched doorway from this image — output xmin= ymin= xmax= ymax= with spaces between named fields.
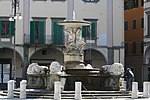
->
xmin=0 ymin=48 xmax=22 ymax=90
xmin=144 ymin=46 xmax=150 ymax=81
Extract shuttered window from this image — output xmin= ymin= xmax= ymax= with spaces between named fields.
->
xmin=51 ymin=18 xmax=64 ymax=45
xmin=82 ymin=20 xmax=97 ymax=40
xmin=0 ymin=21 xmax=15 ymax=37
xmin=30 ymin=21 xmax=45 ymax=44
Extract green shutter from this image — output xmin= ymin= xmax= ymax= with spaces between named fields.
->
xmin=0 ymin=21 xmax=2 ymax=36
xmin=39 ymin=21 xmax=45 ymax=44
xmin=58 ymin=22 xmax=64 ymax=44
xmin=52 ymin=19 xmax=64 ymax=45
xmin=82 ymin=26 xmax=86 ymax=39
xmin=30 ymin=21 xmax=35 ymax=44
xmin=10 ymin=21 xmax=15 ymax=36
xmin=91 ymin=22 xmax=96 ymax=39
xmin=52 ymin=21 xmax=57 ymax=44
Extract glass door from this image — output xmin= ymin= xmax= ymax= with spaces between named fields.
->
xmin=0 ymin=59 xmax=11 ymax=90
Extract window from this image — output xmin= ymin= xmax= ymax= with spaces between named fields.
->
xmin=82 ymin=0 xmax=100 ymax=3
xmin=132 ymin=42 xmax=136 ymax=54
xmin=141 ymin=41 xmax=144 ymax=54
xmin=141 ymin=18 xmax=144 ymax=28
xmin=30 ymin=19 xmax=46 ymax=44
xmin=132 ymin=0 xmax=138 ymax=8
xmin=124 ymin=0 xmax=131 ymax=10
xmin=0 ymin=20 xmax=14 ymax=38
xmin=125 ymin=43 xmax=128 ymax=56
xmin=141 ymin=0 xmax=144 ymax=6
xmin=82 ymin=19 xmax=97 ymax=40
xmin=124 ymin=21 xmax=128 ymax=31
xmin=51 ymin=18 xmax=65 ymax=45
xmin=132 ymin=20 xmax=136 ymax=30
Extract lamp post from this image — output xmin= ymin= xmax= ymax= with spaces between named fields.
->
xmin=9 ymin=0 xmax=22 ymax=80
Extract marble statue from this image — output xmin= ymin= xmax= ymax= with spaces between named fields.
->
xmin=76 ymin=28 xmax=86 ymax=53
xmin=27 ymin=63 xmax=49 ymax=75
xmin=65 ymin=27 xmax=75 ymax=52
xmin=64 ymin=27 xmax=86 ymax=53
xmin=102 ymin=63 xmax=124 ymax=76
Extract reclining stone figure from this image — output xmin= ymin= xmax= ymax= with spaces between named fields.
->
xmin=101 ymin=63 xmax=124 ymax=76
xmin=27 ymin=63 xmax=49 ymax=75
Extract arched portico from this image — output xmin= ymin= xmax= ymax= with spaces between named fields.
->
xmin=84 ymin=49 xmax=107 ymax=68
xmin=29 ymin=47 xmax=64 ymax=66
xmin=0 ymin=47 xmax=23 ymax=89
xmin=144 ymin=46 xmax=150 ymax=64
xmin=143 ymin=46 xmax=150 ymax=81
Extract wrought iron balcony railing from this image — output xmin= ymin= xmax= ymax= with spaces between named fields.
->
xmin=23 ymin=34 xmax=97 ymax=46
xmin=24 ymin=34 xmax=66 ymax=45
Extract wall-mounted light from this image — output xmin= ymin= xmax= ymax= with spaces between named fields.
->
xmin=9 ymin=0 xmax=22 ymax=21
xmin=9 ymin=13 xmax=22 ymax=21
xmin=9 ymin=15 xmax=14 ymax=21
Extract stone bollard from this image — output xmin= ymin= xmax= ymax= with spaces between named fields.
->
xmin=149 ymin=82 xmax=150 ymax=96
xmin=119 ymin=81 xmax=126 ymax=91
xmin=143 ymin=82 xmax=149 ymax=98
xmin=7 ymin=80 xmax=15 ymax=98
xmin=121 ymin=81 xmax=126 ymax=91
xmin=54 ymin=81 xmax=61 ymax=100
xmin=20 ymin=80 xmax=27 ymax=99
xmin=75 ymin=82 xmax=82 ymax=100
xmin=131 ymin=82 xmax=138 ymax=99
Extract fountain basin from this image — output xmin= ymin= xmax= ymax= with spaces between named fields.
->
xmin=63 ymin=74 xmax=120 ymax=91
xmin=66 ymin=68 xmax=100 ymax=75
xmin=58 ymin=20 xmax=91 ymax=27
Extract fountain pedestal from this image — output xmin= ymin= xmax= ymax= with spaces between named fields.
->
xmin=64 ymin=53 xmax=84 ymax=69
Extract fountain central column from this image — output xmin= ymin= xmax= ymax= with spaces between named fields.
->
xmin=59 ymin=21 xmax=90 ymax=69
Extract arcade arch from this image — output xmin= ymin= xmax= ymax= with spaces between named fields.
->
xmin=84 ymin=49 xmax=107 ymax=68
xmin=29 ymin=48 xmax=64 ymax=66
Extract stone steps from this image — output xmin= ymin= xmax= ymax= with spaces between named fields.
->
xmin=0 ymin=89 xmax=132 ymax=99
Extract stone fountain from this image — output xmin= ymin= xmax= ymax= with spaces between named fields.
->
xmin=57 ymin=0 xmax=124 ymax=91
xmin=26 ymin=0 xmax=124 ymax=92
xmin=58 ymin=19 xmax=124 ymax=90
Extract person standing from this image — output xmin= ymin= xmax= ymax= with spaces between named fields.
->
xmin=124 ymin=68 xmax=134 ymax=91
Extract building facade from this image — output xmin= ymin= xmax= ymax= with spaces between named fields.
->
xmin=144 ymin=0 xmax=150 ymax=82
xmin=0 ymin=0 xmax=124 ymax=89
xmin=124 ymin=0 xmax=144 ymax=87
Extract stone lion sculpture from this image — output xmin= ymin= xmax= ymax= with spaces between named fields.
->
xmin=102 ymin=63 xmax=124 ymax=76
xmin=49 ymin=61 xmax=64 ymax=75
xmin=27 ymin=63 xmax=49 ymax=75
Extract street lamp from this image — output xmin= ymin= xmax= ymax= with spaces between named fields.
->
xmin=9 ymin=0 xmax=22 ymax=80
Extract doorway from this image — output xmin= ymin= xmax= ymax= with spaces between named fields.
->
xmin=0 ymin=59 xmax=12 ymax=90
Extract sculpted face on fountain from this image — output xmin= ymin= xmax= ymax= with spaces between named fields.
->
xmin=49 ymin=61 xmax=65 ymax=75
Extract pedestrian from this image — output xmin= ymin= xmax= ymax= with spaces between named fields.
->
xmin=124 ymin=68 xmax=134 ymax=91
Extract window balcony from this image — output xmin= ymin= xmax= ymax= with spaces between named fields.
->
xmin=24 ymin=34 xmax=65 ymax=45
xmin=84 ymin=37 xmax=97 ymax=46
xmin=0 ymin=36 xmax=12 ymax=45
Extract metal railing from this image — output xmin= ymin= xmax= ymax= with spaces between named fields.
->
xmin=24 ymin=34 xmax=66 ymax=45
xmin=23 ymin=34 xmax=97 ymax=46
